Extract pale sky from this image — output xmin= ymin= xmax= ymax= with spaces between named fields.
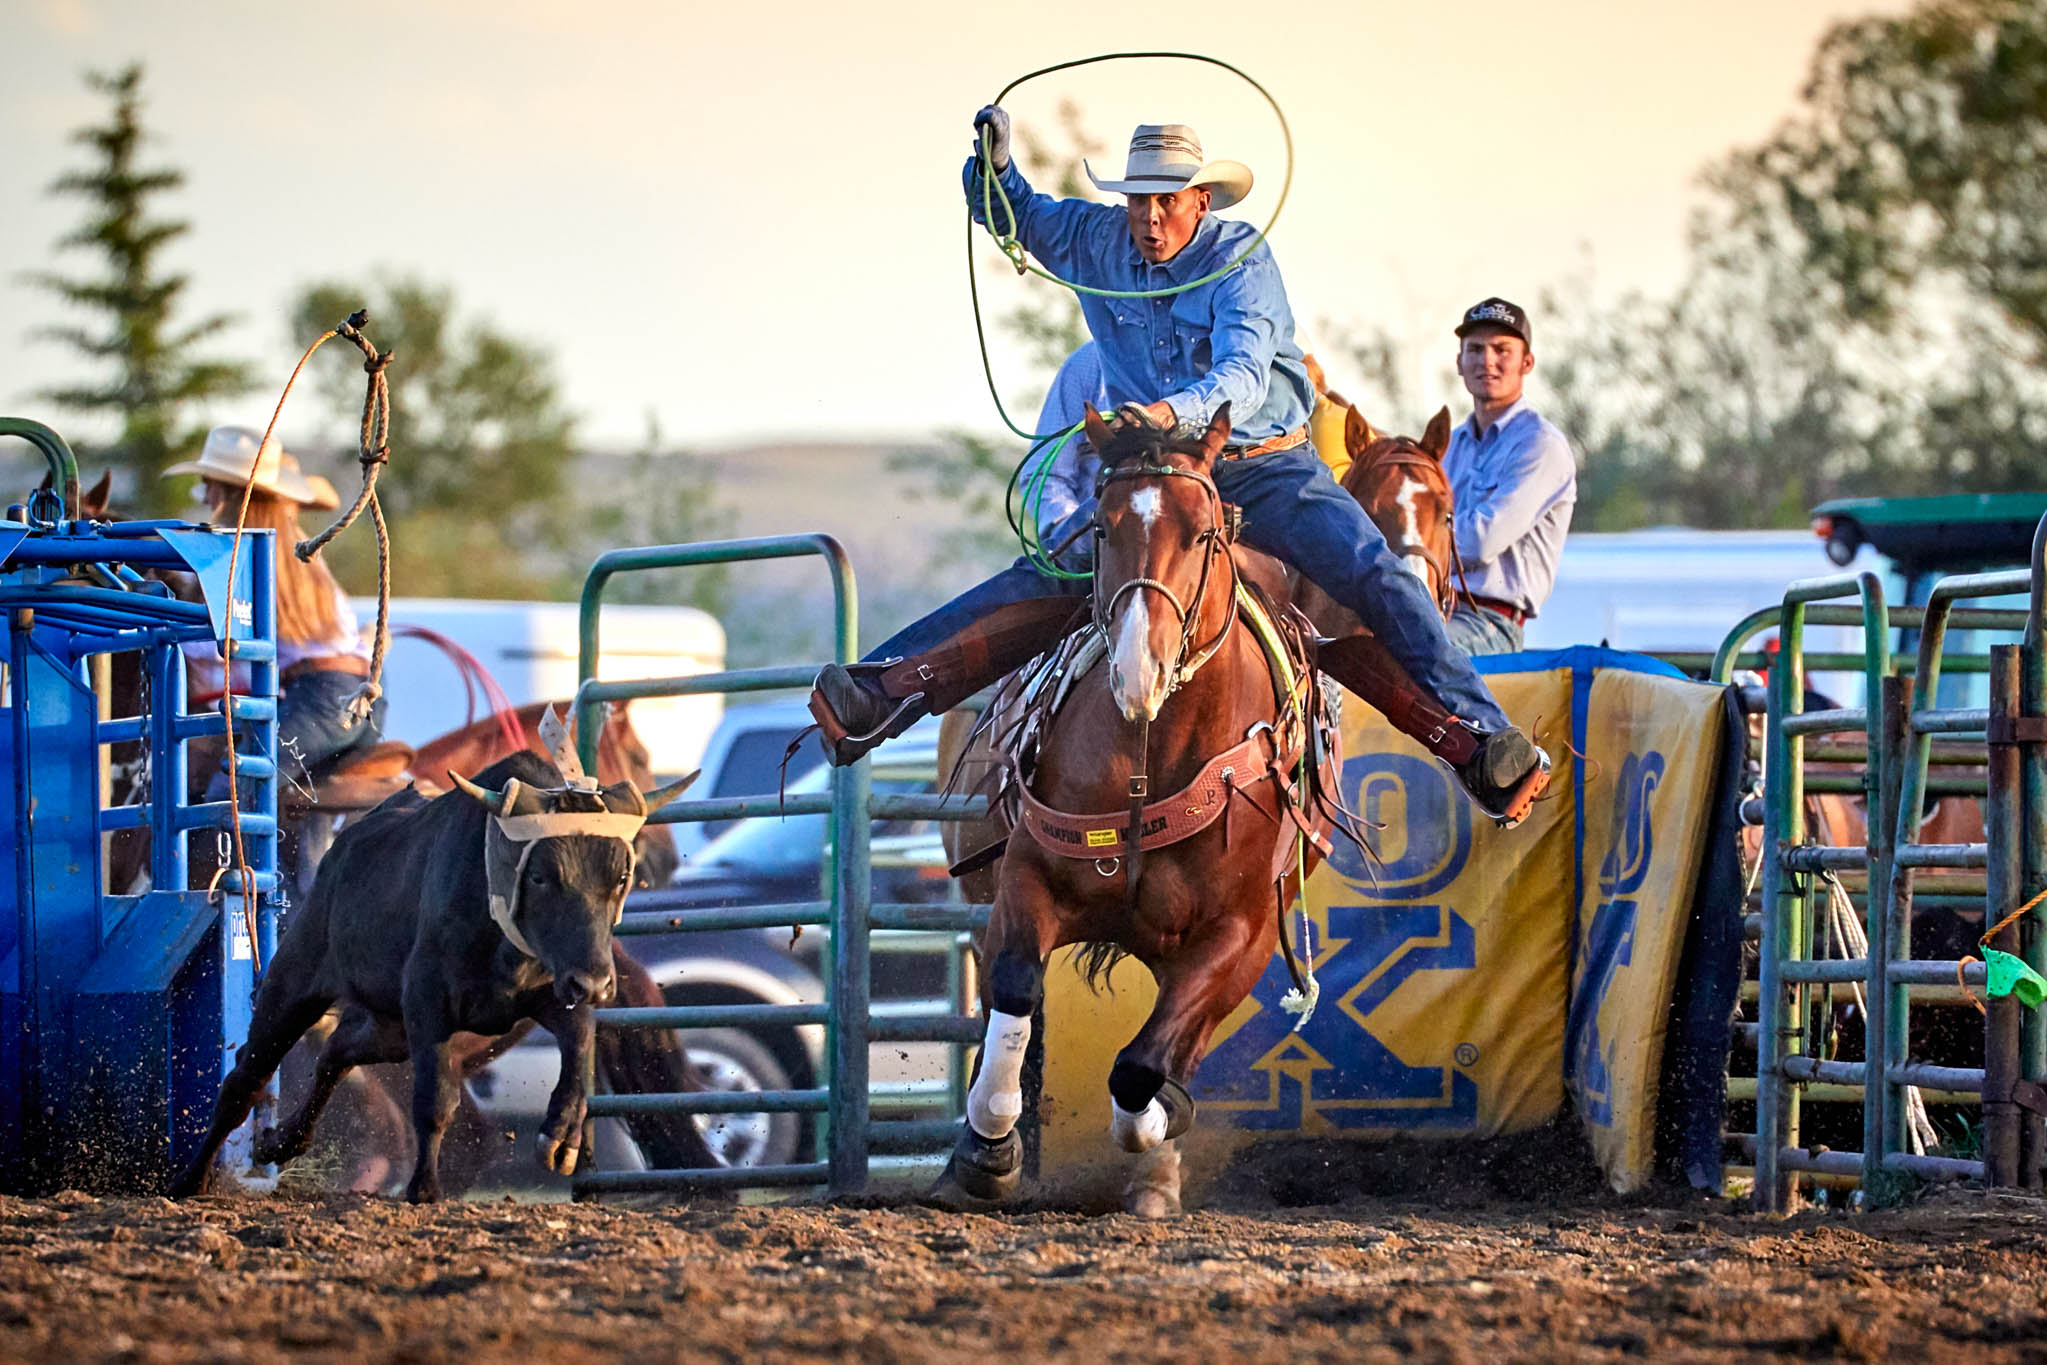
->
xmin=2 ymin=0 xmax=1903 ymax=452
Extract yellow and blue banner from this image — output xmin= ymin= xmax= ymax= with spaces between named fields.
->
xmin=1038 ymin=647 xmax=1729 ymax=1191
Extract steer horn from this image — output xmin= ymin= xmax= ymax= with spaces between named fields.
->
xmin=638 ymin=769 xmax=700 ymax=815
xmin=450 ymin=769 xmax=514 ymax=814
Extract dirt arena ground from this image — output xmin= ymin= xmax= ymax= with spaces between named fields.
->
xmin=3 ymin=1144 xmax=2045 ymax=1364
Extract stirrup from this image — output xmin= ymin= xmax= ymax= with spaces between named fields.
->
xmin=1466 ymin=744 xmax=1552 ymax=829
xmin=809 ymin=661 xmax=924 ymax=766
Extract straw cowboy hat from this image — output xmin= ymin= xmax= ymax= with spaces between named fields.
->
xmin=164 ymin=426 xmax=338 ymax=509
xmin=1085 ymin=124 xmax=1252 ymax=210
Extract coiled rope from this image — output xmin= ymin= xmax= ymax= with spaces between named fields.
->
xmin=964 ymin=52 xmax=1294 ymax=573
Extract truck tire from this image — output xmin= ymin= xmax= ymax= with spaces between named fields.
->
xmin=681 ymin=1028 xmax=802 ymax=1170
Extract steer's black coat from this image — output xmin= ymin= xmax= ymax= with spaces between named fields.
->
xmin=172 ymin=751 xmax=640 ymax=1202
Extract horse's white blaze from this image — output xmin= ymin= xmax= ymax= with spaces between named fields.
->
xmin=1129 ymin=486 xmax=1162 ymax=532
xmin=967 ymin=1010 xmax=1032 ymax=1140
xmin=1395 ymin=475 xmax=1431 ymax=586
xmin=1109 ymin=594 xmax=1167 ymax=722
xmin=1111 ymin=1095 xmax=1169 ymax=1153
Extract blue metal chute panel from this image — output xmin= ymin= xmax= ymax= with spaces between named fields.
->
xmin=0 ymin=505 xmax=276 ymax=1196
xmin=71 ymin=890 xmax=222 ymax=1186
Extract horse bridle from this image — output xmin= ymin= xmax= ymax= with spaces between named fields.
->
xmin=1090 ymin=455 xmax=1241 ymax=696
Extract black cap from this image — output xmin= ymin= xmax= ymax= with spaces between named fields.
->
xmin=1455 ymin=297 xmax=1531 ymax=346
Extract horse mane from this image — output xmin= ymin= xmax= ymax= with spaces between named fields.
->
xmin=1096 ymin=422 xmax=1210 ymax=471
xmin=1074 ymin=939 xmax=1130 ymax=995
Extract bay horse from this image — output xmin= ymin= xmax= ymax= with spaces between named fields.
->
xmin=936 ymin=404 xmax=1340 ymax=1218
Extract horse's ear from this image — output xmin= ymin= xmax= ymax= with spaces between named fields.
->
xmin=1081 ymin=403 xmax=1115 ymax=454
xmin=1303 ymin=351 xmax=1329 ymax=397
xmin=83 ymin=471 xmax=111 ymax=518
xmin=1421 ymin=407 xmax=1453 ymax=459
xmin=1197 ymin=404 xmax=1232 ymax=461
xmin=36 ymin=473 xmax=51 ymax=493
xmin=1343 ymin=404 xmax=1380 ymax=458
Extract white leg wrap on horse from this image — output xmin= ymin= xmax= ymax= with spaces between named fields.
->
xmin=1110 ymin=1096 xmax=1169 ymax=1153
xmin=967 ymin=1010 xmax=1032 ymax=1140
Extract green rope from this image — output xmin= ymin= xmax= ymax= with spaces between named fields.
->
xmin=966 ymin=50 xmax=1296 ymax=446
xmin=966 ymin=51 xmax=1294 ymax=571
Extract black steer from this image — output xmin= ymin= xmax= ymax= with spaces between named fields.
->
xmin=172 ymin=750 xmax=692 ymax=1202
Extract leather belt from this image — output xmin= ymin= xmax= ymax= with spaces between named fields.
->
xmin=1465 ymin=595 xmax=1529 ymax=627
xmin=282 ymin=655 xmax=372 ymax=682
xmin=1218 ymin=425 xmax=1309 ymax=461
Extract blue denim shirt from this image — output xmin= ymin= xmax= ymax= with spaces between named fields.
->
xmin=966 ymin=158 xmax=1314 ymax=443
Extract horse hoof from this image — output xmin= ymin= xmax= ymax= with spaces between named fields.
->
xmin=930 ymin=1126 xmax=1021 ymax=1207
xmin=1158 ymin=1079 xmax=1195 ymax=1140
xmin=250 ymin=1126 xmax=288 ymax=1167
xmin=1123 ymin=1187 xmax=1181 ymax=1220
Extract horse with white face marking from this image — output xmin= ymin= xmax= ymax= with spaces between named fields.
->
xmin=1293 ymin=405 xmax=1459 ymax=635
xmin=936 ymin=404 xmax=1342 ymax=1217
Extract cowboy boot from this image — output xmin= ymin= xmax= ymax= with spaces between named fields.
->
xmin=809 ymin=596 xmax=1086 ymax=766
xmin=1316 ymin=633 xmax=1551 ymax=827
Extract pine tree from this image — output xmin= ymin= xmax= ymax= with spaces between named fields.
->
xmin=30 ymin=64 xmax=252 ymax=514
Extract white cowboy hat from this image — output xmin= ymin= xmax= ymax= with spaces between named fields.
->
xmin=164 ymin=426 xmax=331 ymax=507
xmin=1085 ymin=124 xmax=1252 ymax=211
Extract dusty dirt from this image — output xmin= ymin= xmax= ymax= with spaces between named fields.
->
xmin=3 ymin=1153 xmax=2046 ymax=1364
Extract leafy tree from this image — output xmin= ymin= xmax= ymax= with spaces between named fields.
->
xmin=291 ymin=277 xmax=734 ymax=604
xmin=290 ymin=276 xmax=581 ymax=598
xmin=1532 ymin=0 xmax=2047 ymax=529
xmin=27 ymin=64 xmax=253 ymax=513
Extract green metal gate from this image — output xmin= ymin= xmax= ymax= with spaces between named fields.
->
xmin=566 ymin=535 xmax=987 ymax=1196
xmin=1715 ymin=516 xmax=2047 ymax=1210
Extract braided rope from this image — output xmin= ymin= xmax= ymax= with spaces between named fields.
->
xmin=295 ymin=311 xmax=395 ymax=724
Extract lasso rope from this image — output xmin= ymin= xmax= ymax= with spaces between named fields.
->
xmin=965 ymin=52 xmax=1296 ymax=570
xmin=296 ymin=311 xmax=395 ymax=725
xmin=217 ymin=312 xmax=393 ymax=970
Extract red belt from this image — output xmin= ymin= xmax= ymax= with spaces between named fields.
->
xmin=1465 ymin=595 xmax=1529 ymax=627
xmin=1218 ymin=425 xmax=1309 ymax=461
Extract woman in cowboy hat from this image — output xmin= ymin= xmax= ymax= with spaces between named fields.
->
xmin=166 ymin=425 xmax=387 ymax=797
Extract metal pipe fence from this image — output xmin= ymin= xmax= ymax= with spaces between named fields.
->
xmin=568 ymin=535 xmax=989 ymax=1198
xmin=1721 ymin=518 xmax=2047 ymax=1211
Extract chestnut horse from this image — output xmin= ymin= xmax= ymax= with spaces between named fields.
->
xmin=936 ymin=405 xmax=1338 ymax=1218
xmin=1294 ymin=403 xmax=1458 ymax=633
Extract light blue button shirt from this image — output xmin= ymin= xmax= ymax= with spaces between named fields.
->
xmin=966 ymin=158 xmax=1314 ymax=443
xmin=1443 ymin=398 xmax=1577 ymax=617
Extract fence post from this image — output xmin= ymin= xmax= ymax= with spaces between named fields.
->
xmin=1986 ymin=646 xmax=2023 ymax=1187
xmin=1864 ymin=675 xmax=1907 ymax=1188
xmin=2022 ymin=515 xmax=2047 ymax=1189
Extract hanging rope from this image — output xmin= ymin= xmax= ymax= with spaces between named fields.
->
xmin=295 ymin=310 xmax=395 ymax=725
xmin=215 ymin=311 xmax=395 ymax=971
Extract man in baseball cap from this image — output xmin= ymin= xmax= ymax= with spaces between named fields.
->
xmin=1442 ymin=298 xmax=1577 ymax=654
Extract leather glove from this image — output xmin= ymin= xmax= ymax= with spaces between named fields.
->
xmin=973 ymin=105 xmax=1012 ymax=173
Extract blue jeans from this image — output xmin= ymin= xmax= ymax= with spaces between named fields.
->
xmin=1445 ymin=605 xmax=1524 ymax=656
xmin=869 ymin=446 xmax=1511 ymax=732
xmin=207 ymin=668 xmax=387 ymax=803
